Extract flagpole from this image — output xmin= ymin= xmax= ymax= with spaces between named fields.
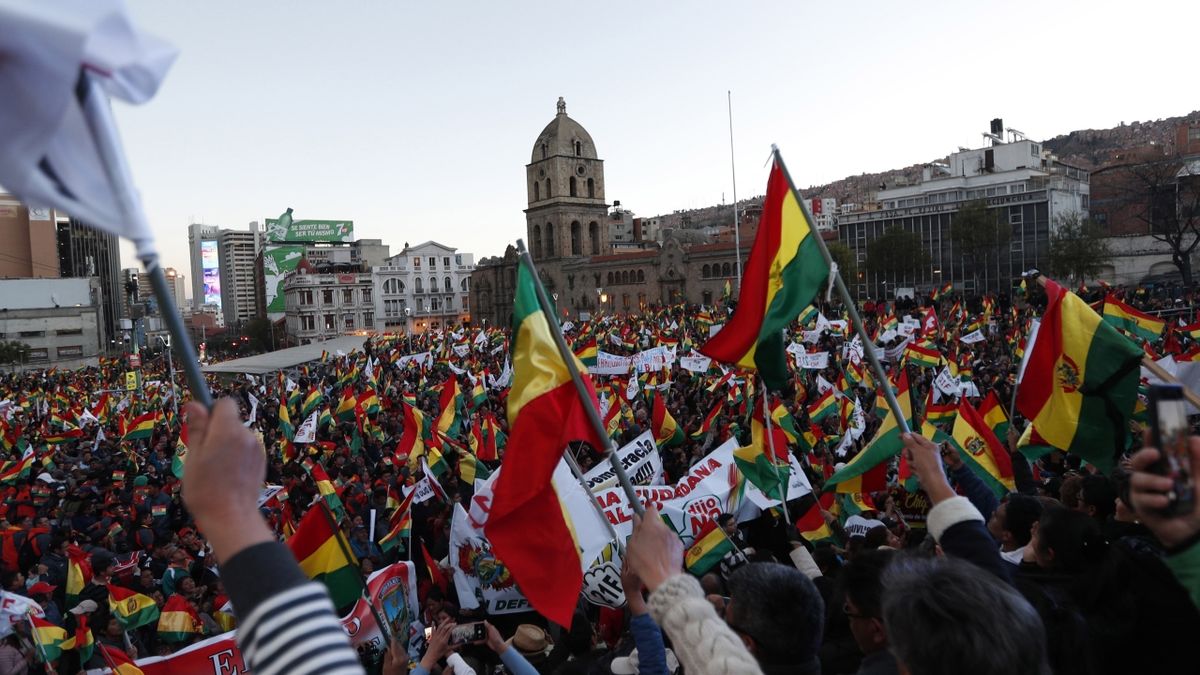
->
xmin=760 ymin=384 xmax=791 ymax=525
xmin=77 ymin=72 xmax=212 ymax=409
xmin=315 ymin=501 xmax=392 ymax=643
xmin=515 ymin=240 xmax=645 ymax=516
xmin=564 ymin=451 xmax=627 ymax=555
xmin=26 ymin=616 xmax=52 ymax=672
xmin=728 ymin=90 xmax=742 ymax=290
xmin=772 ymin=147 xmax=911 ymax=434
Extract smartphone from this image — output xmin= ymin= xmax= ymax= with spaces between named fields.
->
xmin=1148 ymin=384 xmax=1194 ymax=514
xmin=423 ymin=626 xmax=433 ymax=640
xmin=449 ymin=622 xmax=486 ymax=646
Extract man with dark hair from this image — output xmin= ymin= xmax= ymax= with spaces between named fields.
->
xmin=882 ymin=556 xmax=1050 ymax=675
xmin=1078 ymin=475 xmax=1117 ymax=524
xmin=840 ymin=549 xmax=898 ymax=674
xmin=725 ymin=562 xmax=824 ymax=675
xmin=987 ymin=493 xmax=1043 ymax=565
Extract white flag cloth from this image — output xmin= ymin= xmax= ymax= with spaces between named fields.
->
xmin=959 ymin=329 xmax=986 ymax=344
xmin=294 ymin=411 xmax=319 ymax=444
xmin=0 ymin=0 xmax=176 ymax=257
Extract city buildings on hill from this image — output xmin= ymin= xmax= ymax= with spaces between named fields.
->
xmin=838 ymin=121 xmax=1090 ymax=297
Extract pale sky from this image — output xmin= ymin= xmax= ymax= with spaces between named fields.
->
xmin=114 ymin=0 xmax=1199 ymax=283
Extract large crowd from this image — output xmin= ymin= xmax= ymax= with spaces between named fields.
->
xmin=0 ymin=281 xmax=1196 ymax=675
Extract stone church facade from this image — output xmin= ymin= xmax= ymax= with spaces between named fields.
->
xmin=471 ymin=98 xmax=748 ymax=327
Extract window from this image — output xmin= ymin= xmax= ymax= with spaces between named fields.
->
xmin=413 ymin=257 xmax=421 ymax=268
xmin=429 ymin=257 xmax=436 ymax=269
xmin=324 ymin=315 xmax=335 ymax=330
xmin=443 ymin=257 xmax=450 ymax=268
xmin=446 ymin=296 xmax=454 ymax=310
xmin=343 ymin=314 xmax=355 ymax=330
xmin=322 ymin=289 xmax=334 ymax=305
xmin=415 ymin=278 xmax=423 ymax=293
xmin=342 ymin=288 xmax=353 ymax=304
xmin=429 ymin=278 xmax=437 ymax=295
xmin=587 ymin=178 xmax=595 ymax=199
xmin=545 ymin=178 xmax=551 ymax=198
xmin=18 ymin=330 xmax=44 ymax=338
xmin=607 ymin=271 xmax=614 ymax=284
xmin=637 ymin=270 xmax=645 ymax=283
xmin=57 ymin=345 xmax=82 ymax=358
xmin=1009 ymin=210 xmax=1023 ymax=225
xmin=571 ymin=221 xmax=582 ymax=255
xmin=461 ymin=278 xmax=469 ymax=292
xmin=533 ymin=224 xmax=542 ymax=258
xmin=301 ymin=316 xmax=315 ymax=331
xmin=542 ymin=143 xmax=548 ymax=159
xmin=534 ymin=181 xmax=540 ymax=201
xmin=417 ymin=298 xmax=424 ymax=311
xmin=462 ymin=296 xmax=469 ymax=311
xmin=27 ymin=348 xmax=48 ymax=362
xmin=362 ymin=312 xmax=373 ymax=329
xmin=56 ymin=328 xmax=83 ymax=336
xmin=575 ymin=141 xmax=582 ymax=156
xmin=589 ymin=221 xmax=600 ymax=254
xmin=455 ymin=255 xmax=462 ymax=266
xmin=431 ymin=298 xmax=440 ymax=311
xmin=301 ymin=290 xmax=313 ymax=305
xmin=545 ymin=223 xmax=555 ymax=256
xmin=570 ymin=176 xmax=577 ymax=197
xmin=702 ymin=264 xmax=711 ymax=278
xmin=361 ymin=288 xmax=371 ymax=303
xmin=444 ymin=276 xmax=452 ymax=292
xmin=722 ymin=263 xmax=731 ymax=277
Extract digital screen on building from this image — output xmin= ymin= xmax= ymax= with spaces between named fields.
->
xmin=201 ymin=240 xmax=221 ymax=309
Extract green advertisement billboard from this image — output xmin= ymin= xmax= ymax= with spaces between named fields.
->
xmin=265 ymin=216 xmax=353 ymax=243
xmin=264 ymin=245 xmax=306 ymax=313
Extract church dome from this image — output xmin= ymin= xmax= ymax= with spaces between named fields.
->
xmin=531 ymin=97 xmax=598 ymax=162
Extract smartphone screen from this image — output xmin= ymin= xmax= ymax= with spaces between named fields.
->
xmin=1150 ymin=384 xmax=1194 ymax=513
xmin=449 ymin=622 xmax=484 ymax=646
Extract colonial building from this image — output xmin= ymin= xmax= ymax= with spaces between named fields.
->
xmin=471 ymin=98 xmax=749 ymax=326
xmin=283 ymin=259 xmax=375 ymax=344
xmin=373 ymin=241 xmax=475 ymax=334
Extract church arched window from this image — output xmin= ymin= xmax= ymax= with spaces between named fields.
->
xmin=589 ymin=221 xmax=600 ymax=254
xmin=533 ymin=224 xmax=542 ymax=258
xmin=570 ymin=176 xmax=577 ymax=197
xmin=444 ymin=276 xmax=452 ymax=292
xmin=607 ymin=271 xmax=614 ymax=285
xmin=722 ymin=263 xmax=731 ymax=277
xmin=546 ymin=178 xmax=552 ymax=198
xmin=575 ymin=140 xmax=582 ymax=156
xmin=534 ymin=181 xmax=540 ymax=201
xmin=571 ymin=221 xmax=581 ymax=255
xmin=545 ymin=222 xmax=555 ymax=256
xmin=637 ymin=270 xmax=645 ymax=283
xmin=621 ymin=271 xmax=629 ymax=284
xmin=702 ymin=264 xmax=710 ymax=278
xmin=587 ymin=178 xmax=595 ymax=198
xmin=542 ymin=143 xmax=547 ymax=159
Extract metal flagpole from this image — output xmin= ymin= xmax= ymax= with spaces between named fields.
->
xmin=515 ymin=240 xmax=645 ymax=516
xmin=772 ymin=147 xmax=911 ymax=434
xmin=316 ymin=501 xmax=392 ymax=642
xmin=564 ymin=451 xmax=627 ymax=556
xmin=77 ymin=72 xmax=212 ymax=409
xmin=728 ymin=91 xmax=742 ymax=289
xmin=760 ymin=383 xmax=791 ymax=525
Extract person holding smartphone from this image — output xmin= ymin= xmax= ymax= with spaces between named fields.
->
xmin=398 ymin=621 xmax=538 ymax=675
xmin=1128 ymin=433 xmax=1200 ymax=609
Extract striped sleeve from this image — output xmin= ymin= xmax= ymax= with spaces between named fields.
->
xmin=220 ymin=541 xmax=363 ymax=675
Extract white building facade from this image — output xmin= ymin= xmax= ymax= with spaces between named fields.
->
xmin=0 ymin=278 xmax=106 ymax=370
xmin=283 ymin=265 xmax=375 ymax=344
xmin=374 ymin=241 xmax=475 ymax=333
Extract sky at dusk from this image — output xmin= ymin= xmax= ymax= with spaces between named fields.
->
xmin=108 ymin=0 xmax=1199 ymax=284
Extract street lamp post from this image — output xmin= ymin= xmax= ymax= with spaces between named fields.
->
xmin=404 ymin=307 xmax=412 ymax=354
xmin=157 ymin=334 xmax=179 ymax=419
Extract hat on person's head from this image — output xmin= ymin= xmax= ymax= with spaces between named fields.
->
xmin=35 ymin=472 xmax=58 ymax=485
xmin=505 ymin=624 xmax=553 ymax=662
xmin=610 ymin=647 xmax=681 ymax=674
xmin=133 ymin=475 xmax=149 ymax=487
xmin=28 ymin=582 xmax=55 ymax=595
xmin=68 ymin=599 xmax=98 ymax=615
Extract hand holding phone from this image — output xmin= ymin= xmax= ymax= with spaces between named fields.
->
xmin=449 ymin=622 xmax=486 ymax=646
xmin=1148 ymin=384 xmax=1195 ymax=515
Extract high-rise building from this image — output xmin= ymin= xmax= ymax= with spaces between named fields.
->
xmin=188 ymin=223 xmax=221 ymax=311
xmin=219 ymin=224 xmax=262 ymax=327
xmin=164 ymin=267 xmax=187 ymax=309
xmin=0 ymin=193 xmax=60 ymax=278
xmin=57 ymin=216 xmax=122 ymax=343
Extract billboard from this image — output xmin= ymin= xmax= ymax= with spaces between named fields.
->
xmin=264 ymin=244 xmax=305 ymax=313
xmin=264 ymin=218 xmax=353 ymax=243
xmin=200 ymin=240 xmax=221 ymax=309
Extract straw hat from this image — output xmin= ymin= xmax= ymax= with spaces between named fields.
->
xmin=505 ymin=624 xmax=553 ymax=662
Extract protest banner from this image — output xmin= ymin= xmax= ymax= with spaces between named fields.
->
xmin=0 ymin=591 xmax=41 ymax=637
xmin=581 ymin=430 xmax=663 ymax=490
xmin=591 ymin=351 xmax=633 ymax=376
xmin=341 ymin=562 xmax=421 ymax=661
xmin=86 ymin=631 xmax=245 ymax=675
xmin=796 ymin=351 xmax=830 ymax=370
xmin=679 ymin=354 xmax=712 ymax=373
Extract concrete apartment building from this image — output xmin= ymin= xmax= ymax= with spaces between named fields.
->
xmin=0 ymin=277 xmax=106 ymax=370
xmin=283 ymin=259 xmax=375 ymax=344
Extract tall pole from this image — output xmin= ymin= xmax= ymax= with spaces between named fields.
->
xmin=761 ymin=383 xmax=790 ymax=525
xmin=728 ymin=91 xmax=742 ymax=290
xmin=516 ymin=240 xmax=645 ymax=516
xmin=773 ymin=147 xmax=911 ymax=434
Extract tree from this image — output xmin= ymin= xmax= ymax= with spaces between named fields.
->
xmin=1108 ymin=155 xmax=1200 ymax=285
xmin=1046 ymin=213 xmax=1112 ymax=284
xmin=865 ymin=228 xmax=930 ymax=293
xmin=950 ymin=199 xmax=1011 ymax=292
xmin=827 ymin=241 xmax=858 ymax=287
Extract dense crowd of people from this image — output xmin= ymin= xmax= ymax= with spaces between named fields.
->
xmin=0 ymin=281 xmax=1197 ymax=675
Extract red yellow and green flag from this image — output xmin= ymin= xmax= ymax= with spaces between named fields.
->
xmin=684 ymin=520 xmax=736 ymax=576
xmin=950 ymin=399 xmax=1016 ymax=498
xmin=286 ymin=503 xmax=360 ymax=609
xmin=1102 ymin=294 xmax=1165 ymax=342
xmin=650 ymin=393 xmax=684 ymax=448
xmin=30 ymin=616 xmax=67 ymax=662
xmin=157 ymin=594 xmax=204 ymax=643
xmin=824 ymin=371 xmax=913 ymax=494
xmin=109 ymin=584 xmax=160 ymax=630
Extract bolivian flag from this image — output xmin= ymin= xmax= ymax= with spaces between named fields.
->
xmin=1017 ymin=279 xmax=1143 ymax=472
xmin=932 ymin=281 xmax=952 ymax=301
xmin=685 ymin=521 xmax=736 ymax=576
xmin=0 ymin=446 xmax=35 ymax=485
xmin=1179 ymin=319 xmax=1200 ymax=341
xmin=381 ymin=489 xmax=415 ymax=553
xmin=435 ymin=379 xmax=462 ymax=439
xmin=807 ymin=389 xmax=837 ymax=423
xmin=825 ymin=372 xmax=913 ymax=494
xmin=904 ymin=341 xmax=942 ymax=369
xmin=459 ymin=451 xmax=491 ymax=484
xmin=950 ymin=399 xmax=1016 ymax=498
xmin=770 ymin=401 xmax=802 ymax=445
xmin=796 ymin=492 xmax=837 ymax=544
xmin=573 ymin=336 xmax=598 ymax=367
xmin=65 ymin=544 xmax=92 ymax=608
xmin=1102 ymin=294 xmax=1165 ymax=342
xmin=700 ymin=154 xmax=830 ymax=390
xmin=109 ymin=584 xmax=160 ymax=630
xmin=61 ymin=614 xmax=95 ymax=663
xmin=301 ymin=388 xmax=323 ymax=418
xmin=334 ymin=387 xmax=357 ymax=421
xmin=651 ymin=394 xmax=684 ymax=448
xmin=157 ymin=594 xmax=203 ymax=643
xmin=733 ymin=404 xmax=791 ymax=500
xmin=31 ymin=616 xmax=67 ymax=662
xmin=923 ymin=389 xmax=957 ymax=427
xmin=485 ymin=257 xmax=605 ymax=629
xmin=286 ymin=503 xmax=360 ymax=609
xmin=302 ymin=458 xmax=346 ymax=522
xmin=121 ymin=411 xmax=157 ymax=441
xmin=691 ymin=400 xmax=723 ymax=439
xmin=395 ymin=402 xmax=426 ymax=463
xmin=977 ymin=391 xmax=1010 ymax=441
